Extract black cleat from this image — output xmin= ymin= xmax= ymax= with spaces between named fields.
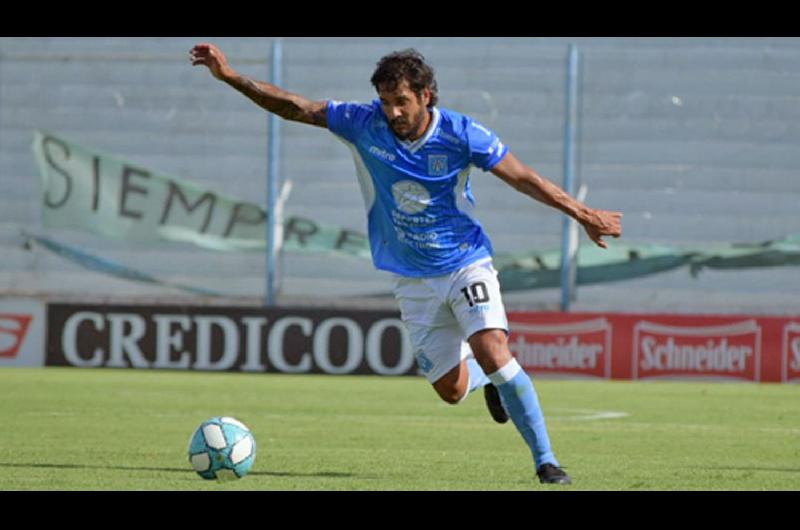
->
xmin=483 ymin=383 xmax=509 ymax=424
xmin=536 ymin=463 xmax=572 ymax=485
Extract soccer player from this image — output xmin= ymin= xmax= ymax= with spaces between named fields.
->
xmin=190 ymin=43 xmax=622 ymax=485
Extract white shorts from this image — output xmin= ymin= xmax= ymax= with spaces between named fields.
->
xmin=392 ymin=258 xmax=509 ymax=384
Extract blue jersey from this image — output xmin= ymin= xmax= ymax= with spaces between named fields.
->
xmin=326 ymin=99 xmax=508 ymax=277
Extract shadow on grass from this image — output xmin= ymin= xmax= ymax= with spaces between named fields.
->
xmin=0 ymin=462 xmax=355 ymax=479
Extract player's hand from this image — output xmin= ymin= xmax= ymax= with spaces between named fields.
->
xmin=190 ymin=42 xmax=233 ymax=81
xmin=581 ymin=208 xmax=622 ymax=249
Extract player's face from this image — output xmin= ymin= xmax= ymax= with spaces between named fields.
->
xmin=378 ymin=80 xmax=431 ymax=141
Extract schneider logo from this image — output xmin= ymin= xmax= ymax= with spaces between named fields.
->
xmin=633 ymin=320 xmax=760 ymax=381
xmin=639 ymin=337 xmax=752 ymax=371
xmin=508 ymin=318 xmax=612 ymax=378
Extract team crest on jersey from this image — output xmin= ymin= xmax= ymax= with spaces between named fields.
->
xmin=427 ymin=155 xmax=448 ymax=176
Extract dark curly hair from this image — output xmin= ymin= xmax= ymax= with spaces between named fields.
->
xmin=370 ymin=49 xmax=439 ymax=108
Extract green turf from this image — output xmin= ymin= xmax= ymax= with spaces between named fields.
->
xmin=0 ymin=367 xmax=797 ymax=490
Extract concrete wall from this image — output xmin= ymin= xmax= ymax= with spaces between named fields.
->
xmin=2 ymin=37 xmax=798 ymax=313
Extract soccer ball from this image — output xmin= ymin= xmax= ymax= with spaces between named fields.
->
xmin=188 ymin=416 xmax=257 ymax=481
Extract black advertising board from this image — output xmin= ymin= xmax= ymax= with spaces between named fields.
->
xmin=47 ymin=304 xmax=417 ymax=376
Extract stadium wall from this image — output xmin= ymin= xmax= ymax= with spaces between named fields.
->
xmin=2 ymin=37 xmax=800 ymax=314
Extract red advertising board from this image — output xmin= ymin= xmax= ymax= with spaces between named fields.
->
xmin=508 ymin=311 xmax=799 ymax=383
xmin=783 ymin=322 xmax=800 ymax=383
xmin=508 ymin=315 xmax=612 ymax=380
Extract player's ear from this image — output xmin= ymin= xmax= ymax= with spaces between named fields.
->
xmin=420 ymin=87 xmax=432 ymax=108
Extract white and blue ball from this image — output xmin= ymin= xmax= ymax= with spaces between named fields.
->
xmin=188 ymin=416 xmax=256 ymax=481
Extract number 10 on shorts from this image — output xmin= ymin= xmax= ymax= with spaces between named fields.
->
xmin=461 ymin=282 xmax=490 ymax=307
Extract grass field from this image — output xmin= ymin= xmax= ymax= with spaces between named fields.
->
xmin=1 ymin=367 xmax=798 ymax=491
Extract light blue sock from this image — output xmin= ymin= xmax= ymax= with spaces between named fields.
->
xmin=488 ymin=358 xmax=558 ymax=469
xmin=466 ymin=356 xmax=490 ymax=393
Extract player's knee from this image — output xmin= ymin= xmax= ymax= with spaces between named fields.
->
xmin=432 ymin=360 xmax=469 ymax=405
xmin=469 ymin=328 xmax=512 ymax=372
xmin=435 ymin=386 xmax=467 ymax=405
xmin=470 ymin=328 xmax=507 ymax=350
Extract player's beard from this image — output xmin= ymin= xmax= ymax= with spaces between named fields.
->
xmin=391 ymin=108 xmax=429 ymax=141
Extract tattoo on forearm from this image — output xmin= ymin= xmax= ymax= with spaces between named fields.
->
xmin=230 ymin=75 xmax=322 ymax=126
xmin=237 ymin=77 xmax=292 ymax=116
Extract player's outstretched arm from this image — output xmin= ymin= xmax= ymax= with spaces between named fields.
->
xmin=491 ymin=151 xmax=622 ymax=248
xmin=190 ymin=42 xmax=327 ymax=128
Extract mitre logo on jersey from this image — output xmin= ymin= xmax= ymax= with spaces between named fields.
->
xmin=633 ymin=320 xmax=760 ymax=381
xmin=507 ymin=318 xmax=612 ymax=379
xmin=369 ymin=145 xmax=396 ymax=162
xmin=0 ymin=314 xmax=33 ymax=358
xmin=781 ymin=322 xmax=800 ymax=382
xmin=427 ymin=155 xmax=448 ymax=176
xmin=391 ymin=180 xmax=431 ymax=214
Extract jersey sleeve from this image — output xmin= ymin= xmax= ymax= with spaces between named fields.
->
xmin=326 ymin=100 xmax=374 ymax=143
xmin=465 ymin=118 xmax=509 ymax=171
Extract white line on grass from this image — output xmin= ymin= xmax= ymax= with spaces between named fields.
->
xmin=550 ymin=408 xmax=630 ymax=422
